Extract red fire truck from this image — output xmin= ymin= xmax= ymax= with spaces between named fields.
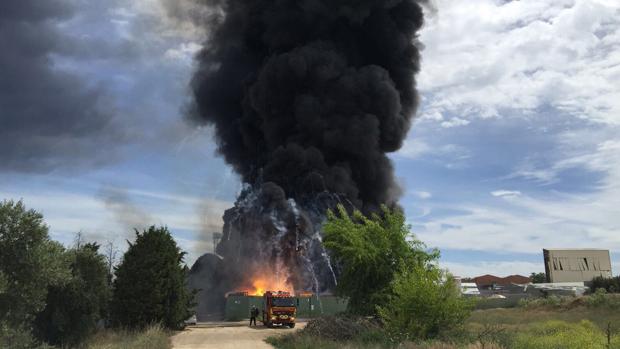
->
xmin=261 ymin=291 xmax=296 ymax=328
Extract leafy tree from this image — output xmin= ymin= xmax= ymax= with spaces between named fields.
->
xmin=530 ymin=272 xmax=546 ymax=284
xmin=110 ymin=226 xmax=194 ymax=329
xmin=323 ymin=204 xmax=439 ymax=315
xmin=324 ymin=204 xmax=472 ymax=340
xmin=34 ymin=242 xmax=111 ymax=346
xmin=0 ymin=200 xmax=69 ymax=345
xmin=377 ymin=265 xmax=473 ymax=340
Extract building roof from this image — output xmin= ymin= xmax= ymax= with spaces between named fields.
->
xmin=473 ymin=274 xmax=531 ymax=286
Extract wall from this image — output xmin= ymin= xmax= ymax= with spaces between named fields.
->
xmin=544 ymin=249 xmax=612 ymax=283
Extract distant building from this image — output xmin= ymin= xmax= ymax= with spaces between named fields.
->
xmin=543 ymin=249 xmax=612 ymax=283
xmin=473 ymin=274 xmax=531 ymax=290
xmin=460 ymin=282 xmax=481 ymax=296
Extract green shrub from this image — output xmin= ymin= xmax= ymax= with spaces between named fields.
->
xmin=591 ymin=276 xmax=620 ymax=293
xmin=377 ymin=266 xmax=473 ymax=341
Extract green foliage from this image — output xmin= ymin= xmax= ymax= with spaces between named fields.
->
xmin=511 ymin=320 xmax=617 ymax=349
xmin=529 ymin=272 xmax=546 ymax=284
xmin=0 ymin=200 xmax=71 ymax=348
xmin=0 ymin=200 xmax=70 ymax=327
xmin=34 ymin=243 xmax=111 ymax=346
xmin=111 ymin=226 xmax=194 ymax=330
xmin=323 ymin=204 xmax=439 ymax=315
xmin=592 ymin=276 xmax=620 ymax=293
xmin=377 ymin=265 xmax=473 ymax=341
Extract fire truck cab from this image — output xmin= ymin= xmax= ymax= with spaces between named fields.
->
xmin=261 ymin=291 xmax=296 ymax=328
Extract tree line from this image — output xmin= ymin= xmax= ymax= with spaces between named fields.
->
xmin=0 ymin=200 xmax=194 ymax=348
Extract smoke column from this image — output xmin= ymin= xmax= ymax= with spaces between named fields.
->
xmin=188 ymin=0 xmax=426 ymax=318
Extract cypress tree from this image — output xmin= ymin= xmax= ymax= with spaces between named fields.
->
xmin=110 ymin=226 xmax=193 ymax=329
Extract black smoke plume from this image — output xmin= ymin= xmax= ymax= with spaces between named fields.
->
xmin=191 ymin=0 xmax=425 ymax=210
xmin=187 ymin=0 xmax=426 ymax=318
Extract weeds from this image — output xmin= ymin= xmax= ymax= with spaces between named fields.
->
xmin=84 ymin=324 xmax=171 ymax=349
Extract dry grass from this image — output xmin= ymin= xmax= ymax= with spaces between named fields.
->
xmin=83 ymin=324 xmax=171 ymax=349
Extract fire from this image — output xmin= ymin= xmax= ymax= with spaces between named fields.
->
xmin=244 ymin=274 xmax=294 ymax=296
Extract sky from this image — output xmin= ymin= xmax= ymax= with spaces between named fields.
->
xmin=1 ymin=0 xmax=619 ymax=277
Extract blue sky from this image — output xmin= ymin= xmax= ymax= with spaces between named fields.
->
xmin=1 ymin=0 xmax=619 ymax=277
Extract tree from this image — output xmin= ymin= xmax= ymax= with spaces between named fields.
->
xmin=324 ymin=204 xmax=472 ymax=340
xmin=530 ymin=272 xmax=546 ymax=284
xmin=34 ymin=242 xmax=111 ymax=346
xmin=0 ymin=200 xmax=69 ymax=341
xmin=323 ymin=204 xmax=439 ymax=315
xmin=104 ymin=241 xmax=119 ymax=286
xmin=110 ymin=226 xmax=194 ymax=329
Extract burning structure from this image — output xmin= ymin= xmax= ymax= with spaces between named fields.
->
xmin=187 ymin=0 xmax=427 ymax=318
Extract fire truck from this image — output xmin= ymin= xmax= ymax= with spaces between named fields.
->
xmin=261 ymin=291 xmax=296 ymax=328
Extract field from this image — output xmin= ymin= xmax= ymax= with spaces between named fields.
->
xmin=267 ymin=294 xmax=620 ymax=349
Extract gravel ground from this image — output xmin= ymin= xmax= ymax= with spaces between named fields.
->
xmin=171 ymin=322 xmax=306 ymax=349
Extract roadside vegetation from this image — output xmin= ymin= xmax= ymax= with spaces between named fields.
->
xmin=268 ymin=204 xmax=620 ymax=349
xmin=0 ymin=199 xmax=188 ymax=349
xmin=270 ymin=293 xmax=620 ymax=348
xmin=83 ymin=324 xmax=170 ymax=349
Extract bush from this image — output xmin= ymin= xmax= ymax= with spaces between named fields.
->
xmin=591 ymin=276 xmax=620 ymax=293
xmin=111 ymin=226 xmax=194 ymax=330
xmin=0 ymin=323 xmax=54 ymax=349
xmin=377 ymin=266 xmax=473 ymax=341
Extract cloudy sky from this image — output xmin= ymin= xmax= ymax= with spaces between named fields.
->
xmin=1 ymin=0 xmax=619 ymax=277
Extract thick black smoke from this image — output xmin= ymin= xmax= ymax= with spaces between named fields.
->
xmin=187 ymin=0 xmax=427 ymax=319
xmin=191 ymin=0 xmax=425 ymax=211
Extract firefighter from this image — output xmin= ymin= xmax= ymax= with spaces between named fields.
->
xmin=249 ymin=305 xmax=258 ymax=326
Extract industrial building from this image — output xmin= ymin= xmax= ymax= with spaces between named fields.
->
xmin=543 ymin=249 xmax=612 ymax=283
xmin=225 ymin=293 xmax=348 ymax=320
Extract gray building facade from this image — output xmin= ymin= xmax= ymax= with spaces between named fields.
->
xmin=543 ymin=249 xmax=612 ymax=283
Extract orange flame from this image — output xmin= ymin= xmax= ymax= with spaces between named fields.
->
xmin=243 ymin=273 xmax=294 ymax=296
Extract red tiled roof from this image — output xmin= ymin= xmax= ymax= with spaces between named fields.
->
xmin=473 ymin=274 xmax=531 ymax=286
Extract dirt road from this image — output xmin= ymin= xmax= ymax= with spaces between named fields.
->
xmin=171 ymin=322 xmax=305 ymax=349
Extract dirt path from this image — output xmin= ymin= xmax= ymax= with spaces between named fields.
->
xmin=171 ymin=322 xmax=305 ymax=349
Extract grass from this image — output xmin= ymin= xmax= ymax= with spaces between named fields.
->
xmin=268 ymin=294 xmax=620 ymax=349
xmin=82 ymin=324 xmax=171 ymax=349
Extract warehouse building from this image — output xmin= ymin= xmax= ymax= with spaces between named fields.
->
xmin=543 ymin=249 xmax=612 ymax=283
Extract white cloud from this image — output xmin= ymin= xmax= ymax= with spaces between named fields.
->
xmin=419 ymin=0 xmax=620 ymax=126
xmin=413 ymin=191 xmax=433 ymax=200
xmin=396 ymin=139 xmax=432 ymax=159
xmin=491 ymin=190 xmax=522 ymax=198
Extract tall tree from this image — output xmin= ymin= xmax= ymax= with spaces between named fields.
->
xmin=34 ymin=242 xmax=111 ymax=346
xmin=0 ymin=200 xmax=70 ymax=347
xmin=110 ymin=226 xmax=193 ymax=329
